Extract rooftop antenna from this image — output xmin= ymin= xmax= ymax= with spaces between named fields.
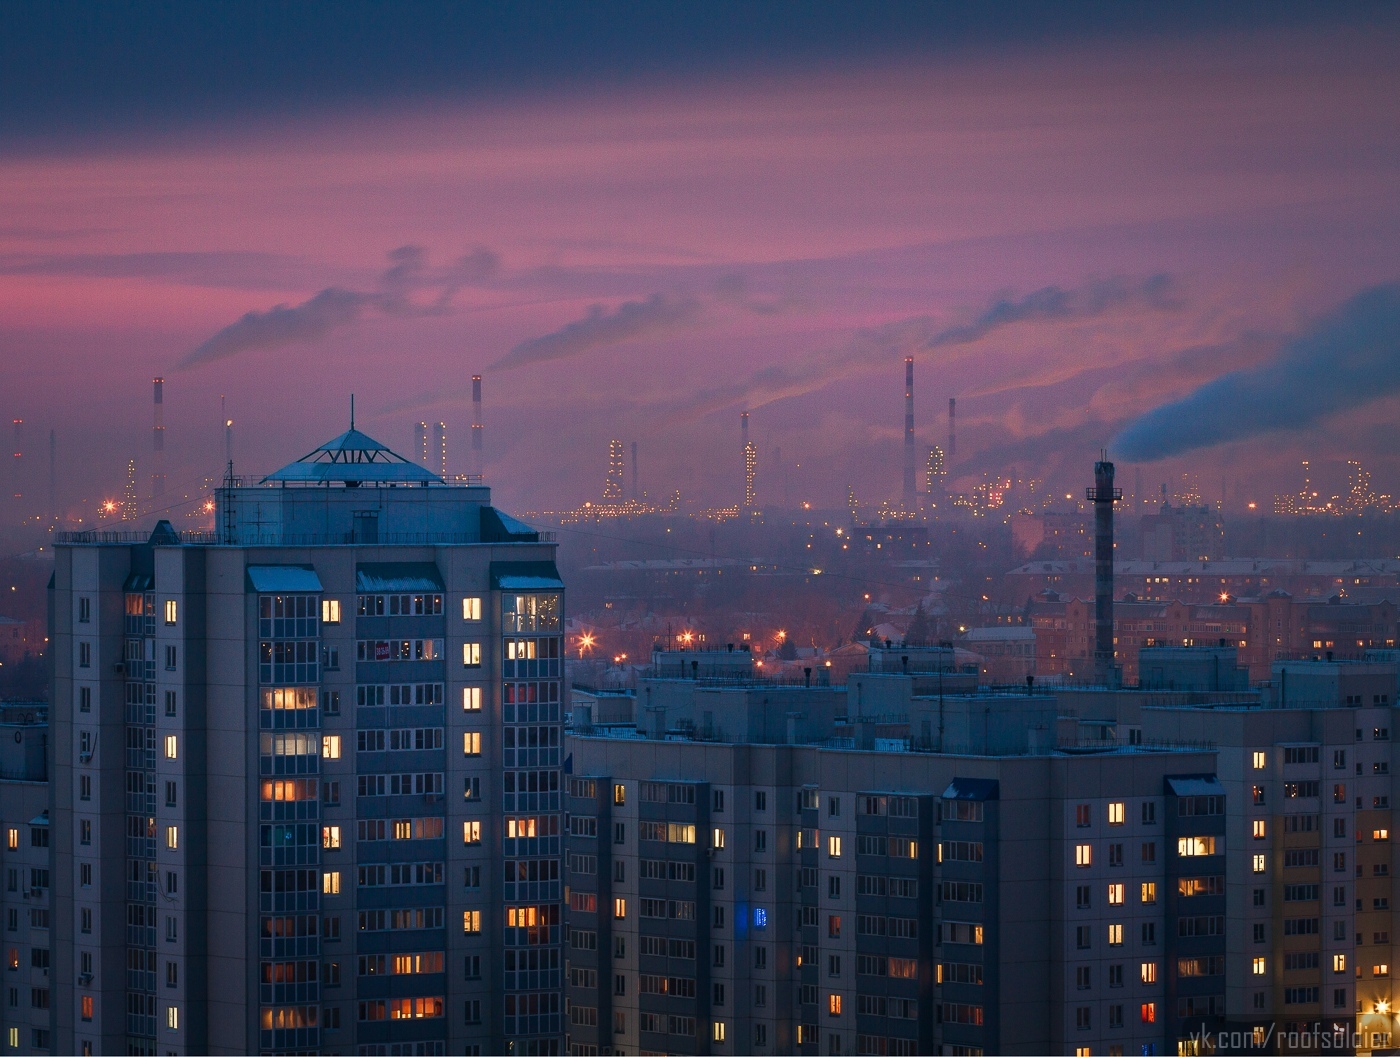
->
xmin=350 ymin=394 xmax=356 ymax=431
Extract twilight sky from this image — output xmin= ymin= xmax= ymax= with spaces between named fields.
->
xmin=2 ymin=2 xmax=1399 ymax=520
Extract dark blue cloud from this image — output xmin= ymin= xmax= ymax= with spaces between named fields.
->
xmin=1112 ymin=284 xmax=1400 ymax=461
xmin=0 ymin=1 xmax=1384 ymax=143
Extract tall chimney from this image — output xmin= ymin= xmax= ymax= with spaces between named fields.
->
xmin=415 ymin=422 xmax=429 ymax=467
xmin=947 ymin=397 xmax=956 ymax=459
xmin=10 ymin=419 xmax=22 ymax=500
xmin=151 ymin=377 xmax=166 ymax=500
xmin=1088 ymin=457 xmax=1122 ymax=686
xmin=630 ymin=441 xmax=639 ymax=501
xmin=471 ymin=374 xmax=483 ymax=476
xmin=434 ymin=421 xmax=447 ymax=479
xmin=902 ymin=357 xmax=916 ymax=504
xmin=48 ymin=429 xmax=56 ymax=519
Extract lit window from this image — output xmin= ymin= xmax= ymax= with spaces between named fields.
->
xmin=1252 ymin=854 xmax=1266 ymax=874
xmin=613 ymin=784 xmax=626 ymax=806
xmin=167 ymin=1005 xmax=179 ymax=1031
xmin=462 ymin=642 xmax=482 ymax=667
xmin=462 ymin=597 xmax=482 ymax=621
xmin=321 ymin=599 xmax=341 ymax=624
xmin=462 ymin=687 xmax=481 ymax=711
xmin=463 ymin=821 xmax=481 ymax=845
xmin=828 ymin=994 xmax=842 ymax=1016
xmin=1140 ymin=882 xmax=1156 ymax=904
xmin=1108 ymin=883 xmax=1124 ymax=905
xmin=1107 ymin=802 xmax=1125 ymax=825
xmin=164 ymin=735 xmax=178 ymax=760
xmin=614 ymin=898 xmax=626 ymax=919
xmin=714 ymin=1021 xmax=726 ymax=1042
xmin=81 ymin=995 xmax=93 ymax=1020
xmin=1075 ymin=844 xmax=1092 ymax=867
xmin=322 ymin=735 xmax=341 ymax=760
xmin=1108 ymin=924 xmax=1123 ymax=946
xmin=1253 ymin=957 xmax=1266 ymax=975
xmin=1253 ymin=821 xmax=1266 ymax=839
xmin=323 ymin=871 xmax=340 ymax=895
xmin=6 ymin=828 xmax=16 ymax=850
xmin=1179 ymin=835 xmax=1217 ymax=856
xmin=463 ymin=910 xmax=481 ymax=933
xmin=1335 ymin=954 xmax=1347 ymax=973
xmin=827 ymin=836 xmax=842 ymax=858
xmin=1140 ymin=1002 xmax=1155 ymax=1024
xmin=166 ymin=826 xmax=178 ymax=850
xmin=713 ymin=828 xmax=726 ymax=850
xmin=164 ymin=600 xmax=178 ymax=625
xmin=322 ymin=826 xmax=341 ymax=850
xmin=463 ymin=732 xmax=481 ymax=756
xmin=1141 ymin=961 xmax=1156 ymax=984
xmin=1375 ymin=829 xmax=1390 ymax=842
xmin=1253 ymin=751 xmax=1266 ymax=769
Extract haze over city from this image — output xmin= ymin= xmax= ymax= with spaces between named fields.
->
xmin=7 ymin=5 xmax=1400 ymax=1057
xmin=3 ymin=2 xmax=1400 ymax=519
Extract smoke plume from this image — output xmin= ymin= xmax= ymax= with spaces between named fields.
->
xmin=1112 ymin=283 xmax=1400 ymax=461
xmin=927 ymin=274 xmax=1177 ymax=347
xmin=491 ymin=293 xmax=701 ymax=370
xmin=180 ymin=245 xmax=498 ymax=367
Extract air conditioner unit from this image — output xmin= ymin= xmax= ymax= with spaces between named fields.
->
xmin=79 ymin=752 xmax=93 ymax=764
xmin=113 ymin=662 xmax=124 ymax=674
xmin=77 ymin=972 xmax=93 ymax=985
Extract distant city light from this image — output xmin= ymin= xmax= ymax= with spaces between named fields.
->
xmin=577 ymin=633 xmax=596 ymax=657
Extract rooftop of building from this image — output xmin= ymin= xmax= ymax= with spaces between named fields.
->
xmin=261 ymin=426 xmax=445 ymax=486
xmin=55 ymin=424 xmax=556 ymax=548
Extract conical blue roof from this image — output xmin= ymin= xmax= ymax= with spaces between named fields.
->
xmin=262 ymin=428 xmax=442 ymax=485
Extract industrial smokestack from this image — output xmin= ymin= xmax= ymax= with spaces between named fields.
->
xmin=151 ymin=377 xmax=166 ymax=500
xmin=630 ymin=441 xmax=639 ymax=501
xmin=902 ymin=357 xmax=916 ymax=504
xmin=1088 ymin=457 xmax=1122 ymax=687
xmin=947 ymin=397 xmax=957 ymax=459
xmin=415 ymin=422 xmax=429 ymax=467
xmin=10 ymin=418 xmax=22 ymax=500
xmin=434 ymin=421 xmax=447 ymax=478
xmin=48 ymin=429 xmax=56 ymax=519
xmin=471 ymin=374 xmax=483 ymax=476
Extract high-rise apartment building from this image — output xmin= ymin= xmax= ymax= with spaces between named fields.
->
xmin=0 ymin=705 xmax=51 ymax=1055
xmin=49 ymin=426 xmax=564 ymax=1056
xmin=563 ymin=647 xmax=1400 ymax=1056
xmin=563 ymin=690 xmax=1223 ymax=1056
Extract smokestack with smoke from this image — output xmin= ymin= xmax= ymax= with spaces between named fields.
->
xmin=902 ymin=357 xmax=916 ymax=505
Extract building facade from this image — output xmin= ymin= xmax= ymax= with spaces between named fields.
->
xmin=561 ymin=684 xmax=1227 ymax=1057
xmin=0 ymin=705 xmax=50 ymax=1055
xmin=48 ymin=427 xmax=564 ymax=1055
